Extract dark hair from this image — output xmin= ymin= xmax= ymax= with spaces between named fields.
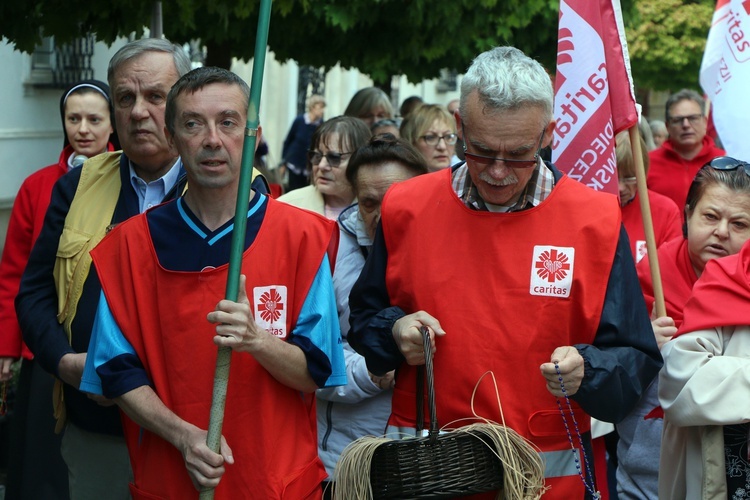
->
xmin=665 ymin=89 xmax=705 ymax=123
xmin=308 ymin=116 xmax=372 ymax=170
xmin=59 ymin=79 xmax=118 ymax=149
xmin=165 ymin=67 xmax=250 ymax=135
xmin=683 ymin=160 xmax=750 ymax=237
xmin=399 ymin=95 xmax=424 ymax=118
xmin=346 ymin=134 xmax=429 ymax=193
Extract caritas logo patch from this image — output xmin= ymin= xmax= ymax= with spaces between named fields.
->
xmin=635 ymin=240 xmax=647 ymax=263
xmin=253 ymin=286 xmax=288 ymax=338
xmin=530 ymin=246 xmax=575 ymax=298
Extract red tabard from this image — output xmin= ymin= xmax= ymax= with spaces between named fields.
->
xmin=381 ymin=169 xmax=620 ymax=498
xmin=91 ymin=198 xmax=336 ymax=500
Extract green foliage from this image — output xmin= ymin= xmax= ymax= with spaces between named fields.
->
xmin=625 ymin=0 xmax=715 ymax=91
xmin=1 ymin=0 xmax=711 ymax=92
xmin=0 ymin=0 xmax=561 ymax=84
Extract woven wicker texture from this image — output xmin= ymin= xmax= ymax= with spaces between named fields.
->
xmin=368 ymin=327 xmax=504 ymax=498
xmin=369 ymin=429 xmax=504 ymax=498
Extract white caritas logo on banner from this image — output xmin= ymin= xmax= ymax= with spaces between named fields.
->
xmin=701 ymin=0 xmax=750 ymax=160
xmin=553 ymin=1 xmax=615 ymax=194
xmin=530 ymin=246 xmax=575 ymax=298
xmin=253 ymin=285 xmax=288 ymax=338
xmin=553 ymin=0 xmax=638 ymax=196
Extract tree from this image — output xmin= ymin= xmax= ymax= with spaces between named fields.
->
xmin=624 ymin=0 xmax=715 ymax=91
xmin=0 ymin=0 xmax=562 ymax=84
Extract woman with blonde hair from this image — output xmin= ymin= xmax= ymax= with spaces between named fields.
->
xmin=400 ymin=104 xmax=457 ymax=172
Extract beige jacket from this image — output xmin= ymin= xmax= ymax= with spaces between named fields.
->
xmin=659 ymin=324 xmax=750 ymax=499
xmin=278 ymin=185 xmax=325 ymax=215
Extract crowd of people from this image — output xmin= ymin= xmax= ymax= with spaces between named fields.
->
xmin=0 ymin=37 xmax=748 ymax=500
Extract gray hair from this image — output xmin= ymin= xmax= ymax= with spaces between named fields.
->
xmin=650 ymin=119 xmax=667 ymax=136
xmin=108 ymin=38 xmax=191 ymax=89
xmin=344 ymin=87 xmax=394 ymax=120
xmin=165 ymin=67 xmax=250 ymax=135
xmin=665 ymin=89 xmax=705 ymax=122
xmin=459 ymin=47 xmax=553 ymax=125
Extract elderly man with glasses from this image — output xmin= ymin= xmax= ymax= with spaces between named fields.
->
xmin=648 ymin=89 xmax=726 ymax=209
xmin=347 ymin=46 xmax=661 ymax=499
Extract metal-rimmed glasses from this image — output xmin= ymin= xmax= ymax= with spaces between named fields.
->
xmin=462 ymin=126 xmax=546 ymax=168
xmin=307 ymin=150 xmax=354 ymax=168
xmin=420 ymin=133 xmax=458 ymax=147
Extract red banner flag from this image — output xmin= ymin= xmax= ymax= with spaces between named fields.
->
xmin=552 ymin=0 xmax=638 ymax=196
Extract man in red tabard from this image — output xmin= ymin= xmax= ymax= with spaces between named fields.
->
xmin=80 ymin=67 xmax=346 ymax=499
xmin=348 ymin=47 xmax=662 ymax=499
xmin=648 ymin=89 xmax=725 ymax=209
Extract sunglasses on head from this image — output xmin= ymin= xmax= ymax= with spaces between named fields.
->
xmin=704 ymin=156 xmax=750 ymax=175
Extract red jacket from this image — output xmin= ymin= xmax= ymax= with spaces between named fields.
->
xmin=91 ymin=199 xmax=335 ymax=499
xmin=381 ymin=169 xmax=621 ymax=499
xmin=0 ymin=147 xmax=72 ymax=359
xmin=621 ymin=190 xmax=682 ymax=264
xmin=647 ymin=136 xmax=725 ymax=209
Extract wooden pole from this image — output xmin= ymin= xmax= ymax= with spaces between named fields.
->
xmin=629 ymin=125 xmax=666 ymax=317
xmin=200 ymin=1 xmax=272 ymax=498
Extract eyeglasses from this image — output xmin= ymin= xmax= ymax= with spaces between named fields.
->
xmin=372 ymin=118 xmax=399 ymax=128
xmin=307 ymin=150 xmax=354 ymax=168
xmin=462 ymin=126 xmax=546 ymax=168
xmin=619 ymin=177 xmax=637 ymax=185
xmin=666 ymin=114 xmax=704 ymax=127
xmin=420 ymin=133 xmax=458 ymax=146
xmin=704 ymin=156 xmax=750 ymax=175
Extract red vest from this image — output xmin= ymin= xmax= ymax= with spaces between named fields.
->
xmin=91 ymin=198 xmax=336 ymax=500
xmin=381 ymin=169 xmax=620 ymax=498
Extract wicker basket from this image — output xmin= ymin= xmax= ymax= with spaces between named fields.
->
xmin=368 ymin=327 xmax=504 ymax=499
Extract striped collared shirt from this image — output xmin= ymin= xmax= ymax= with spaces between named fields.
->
xmin=452 ymin=160 xmax=555 ymax=212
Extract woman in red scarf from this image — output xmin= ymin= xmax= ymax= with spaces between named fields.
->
xmin=655 ymin=158 xmax=750 ymax=499
xmin=617 ymin=158 xmax=750 ymax=499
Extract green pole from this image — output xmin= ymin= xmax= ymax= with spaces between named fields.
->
xmin=200 ymin=0 xmax=272 ymax=497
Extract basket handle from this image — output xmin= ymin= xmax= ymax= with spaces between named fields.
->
xmin=420 ymin=326 xmax=439 ymax=441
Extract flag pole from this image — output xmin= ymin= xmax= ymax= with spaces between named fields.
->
xmin=200 ymin=0 xmax=272 ymax=497
xmin=629 ymin=125 xmax=666 ymax=318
